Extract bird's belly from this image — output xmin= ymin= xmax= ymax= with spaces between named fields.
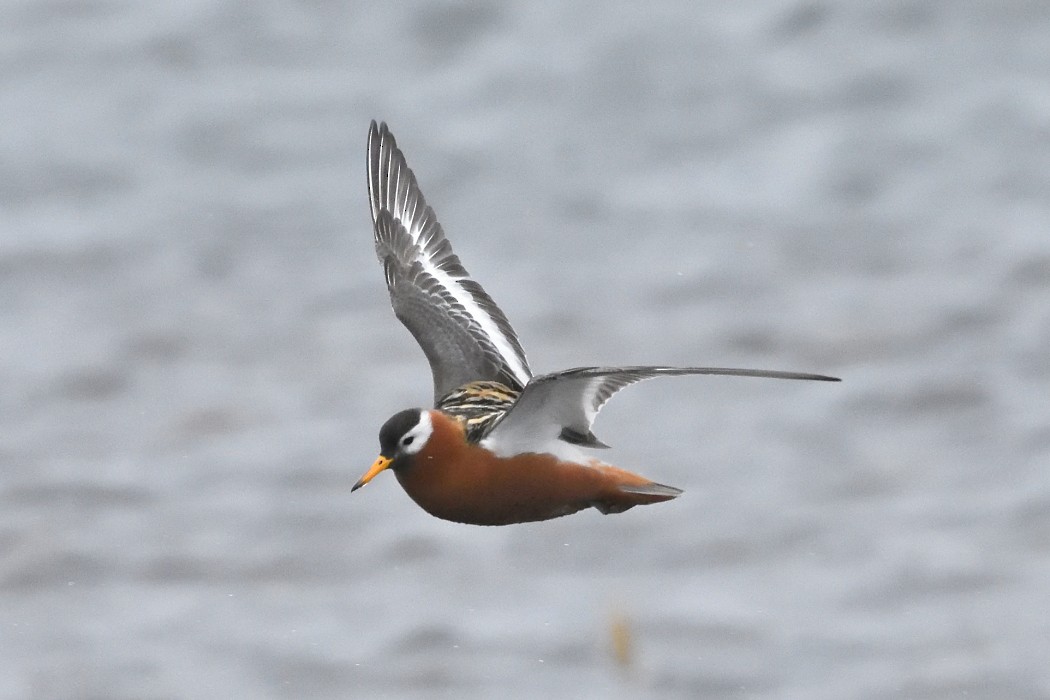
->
xmin=396 ymin=451 xmax=606 ymax=526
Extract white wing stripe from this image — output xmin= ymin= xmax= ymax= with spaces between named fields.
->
xmin=415 ymin=251 xmax=531 ymax=386
xmin=582 ymin=377 xmax=601 ymax=426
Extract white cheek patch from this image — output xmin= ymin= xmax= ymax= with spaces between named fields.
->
xmin=401 ymin=411 xmax=433 ymax=455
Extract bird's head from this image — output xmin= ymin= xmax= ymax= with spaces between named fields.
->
xmin=352 ymin=409 xmax=434 ymax=491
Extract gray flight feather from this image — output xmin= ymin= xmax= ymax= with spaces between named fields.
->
xmin=481 ymin=365 xmax=839 ymax=457
xmin=368 ymin=121 xmax=532 ymax=402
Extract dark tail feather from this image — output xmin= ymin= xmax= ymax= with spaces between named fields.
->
xmin=593 ymin=481 xmax=683 ymax=514
xmin=619 ymin=482 xmax=683 ymax=500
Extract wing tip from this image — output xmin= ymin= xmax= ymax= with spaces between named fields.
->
xmin=777 ymin=372 xmax=841 ymax=382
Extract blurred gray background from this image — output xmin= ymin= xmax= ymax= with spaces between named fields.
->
xmin=2 ymin=1 xmax=1048 ymax=698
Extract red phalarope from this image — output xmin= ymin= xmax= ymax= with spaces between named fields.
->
xmin=352 ymin=121 xmax=839 ymax=526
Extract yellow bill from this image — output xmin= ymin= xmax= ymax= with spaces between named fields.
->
xmin=352 ymin=455 xmax=392 ymax=492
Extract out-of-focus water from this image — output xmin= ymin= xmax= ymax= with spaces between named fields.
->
xmin=2 ymin=2 xmax=1048 ymax=698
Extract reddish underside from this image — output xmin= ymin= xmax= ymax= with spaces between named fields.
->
xmin=393 ymin=412 xmax=679 ymax=525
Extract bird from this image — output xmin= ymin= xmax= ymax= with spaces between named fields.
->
xmin=352 ymin=121 xmax=839 ymax=526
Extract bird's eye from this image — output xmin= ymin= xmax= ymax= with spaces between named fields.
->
xmin=402 ymin=436 xmax=414 ymax=447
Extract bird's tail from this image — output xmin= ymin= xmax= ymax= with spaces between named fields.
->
xmin=590 ymin=464 xmax=682 ymax=514
xmin=619 ymin=481 xmax=683 ymax=500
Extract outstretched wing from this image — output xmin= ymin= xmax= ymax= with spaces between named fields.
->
xmin=368 ymin=120 xmax=532 ymax=402
xmin=481 ymin=365 xmax=839 ymax=457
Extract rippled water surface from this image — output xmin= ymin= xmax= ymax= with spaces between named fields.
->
xmin=2 ymin=2 xmax=1049 ymax=698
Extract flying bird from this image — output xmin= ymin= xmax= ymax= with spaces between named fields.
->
xmin=353 ymin=121 xmax=838 ymax=525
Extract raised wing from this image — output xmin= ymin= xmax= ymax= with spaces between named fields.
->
xmin=480 ymin=365 xmax=839 ymax=458
xmin=368 ymin=120 xmax=532 ymax=402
